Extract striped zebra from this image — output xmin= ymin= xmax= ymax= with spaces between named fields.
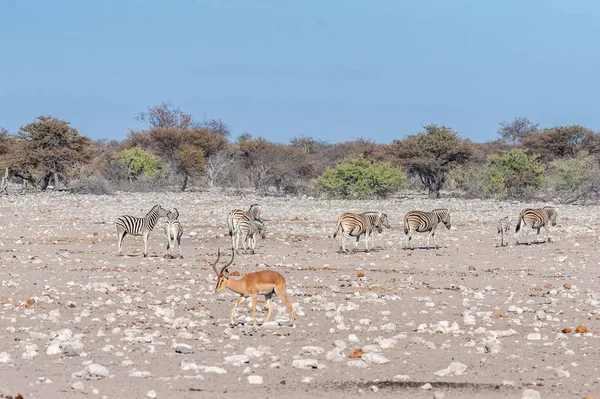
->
xmin=361 ymin=211 xmax=391 ymax=251
xmin=116 ymin=204 xmax=169 ymax=257
xmin=403 ymin=209 xmax=451 ymax=250
xmin=515 ymin=206 xmax=557 ymax=244
xmin=333 ymin=212 xmax=387 ymax=252
xmin=227 ymin=204 xmax=265 ymax=254
xmin=497 ymin=216 xmax=510 ymax=247
xmin=228 ymin=217 xmax=266 ymax=254
xmin=164 ymin=208 xmax=184 ymax=258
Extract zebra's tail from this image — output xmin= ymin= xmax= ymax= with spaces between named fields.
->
xmin=333 ymin=219 xmax=342 ymax=239
xmin=226 ymin=216 xmax=236 ymax=237
xmin=403 ymin=218 xmax=409 ymax=235
xmin=515 ymin=215 xmax=523 ymax=233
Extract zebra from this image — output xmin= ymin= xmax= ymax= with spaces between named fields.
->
xmin=164 ymin=208 xmax=184 ymax=258
xmin=228 ymin=217 xmax=266 ymax=254
xmin=116 ymin=204 xmax=170 ymax=257
xmin=515 ymin=206 xmax=557 ymax=244
xmin=361 ymin=211 xmax=391 ymax=251
xmin=403 ymin=209 xmax=451 ymax=250
xmin=333 ymin=212 xmax=386 ymax=252
xmin=227 ymin=205 xmax=266 ymax=254
xmin=497 ymin=216 xmax=510 ymax=247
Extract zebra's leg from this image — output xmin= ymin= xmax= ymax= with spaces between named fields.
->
xmin=364 ymin=232 xmax=370 ymax=252
xmin=143 ymin=231 xmax=149 ymax=257
xmin=177 ymin=236 xmax=183 ymax=258
xmin=535 ymin=227 xmax=540 ymax=243
xmin=249 ymin=234 xmax=256 ymax=255
xmin=432 ymin=231 xmax=437 ymax=249
xmin=353 ymin=235 xmax=360 ymax=252
xmin=117 ymin=230 xmax=126 ymax=256
xmin=233 ymin=232 xmax=240 ymax=254
xmin=230 ymin=296 xmax=245 ymax=325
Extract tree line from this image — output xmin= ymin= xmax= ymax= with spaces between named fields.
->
xmin=1 ymin=104 xmax=598 ymax=203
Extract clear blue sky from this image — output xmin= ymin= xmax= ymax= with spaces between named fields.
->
xmin=1 ymin=0 xmax=599 ymax=144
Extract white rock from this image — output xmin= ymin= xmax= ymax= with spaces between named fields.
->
xmin=292 ymin=359 xmax=318 ymax=369
xmin=434 ymin=362 xmax=468 ymax=377
xmin=84 ymin=364 xmax=109 ymax=379
xmin=173 ymin=343 xmax=194 ymax=354
xmin=521 ymin=389 xmax=541 ymax=399
xmin=204 ymin=366 xmax=227 ymax=374
xmin=224 ymin=354 xmax=250 ymax=366
xmin=433 ymin=391 xmax=446 ymax=399
xmin=361 ymin=353 xmax=390 ymax=364
xmin=421 ymin=383 xmax=432 ymax=390
xmin=392 ymin=374 xmax=410 ymax=382
xmin=301 ymin=377 xmax=315 ymax=384
xmin=147 ymin=390 xmax=157 ymax=398
xmin=527 ymin=333 xmax=541 ymax=341
xmin=301 ymin=346 xmax=324 ymax=356
xmin=347 ymin=360 xmax=368 ymax=368
xmin=247 ymin=375 xmax=263 ymax=385
xmin=71 ymin=381 xmax=84 ymax=390
xmin=0 ymin=352 xmax=13 ymax=364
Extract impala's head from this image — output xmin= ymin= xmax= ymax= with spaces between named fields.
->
xmin=213 ymin=248 xmax=235 ymax=293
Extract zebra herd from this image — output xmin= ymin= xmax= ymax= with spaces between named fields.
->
xmin=114 ymin=204 xmax=559 ymax=257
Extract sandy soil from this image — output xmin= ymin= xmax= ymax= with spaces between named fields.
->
xmin=0 ymin=190 xmax=599 ymax=399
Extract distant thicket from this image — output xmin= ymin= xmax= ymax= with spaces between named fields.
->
xmin=1 ymin=105 xmax=599 ymax=203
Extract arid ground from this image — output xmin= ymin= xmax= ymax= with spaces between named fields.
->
xmin=0 ymin=190 xmax=598 ymax=399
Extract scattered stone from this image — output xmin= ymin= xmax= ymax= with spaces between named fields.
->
xmin=292 ymin=359 xmax=318 ymax=369
xmin=361 ymin=353 xmax=390 ymax=364
xmin=521 ymin=389 xmax=541 ymax=399
xmin=575 ymin=325 xmax=589 ymax=334
xmin=434 ymin=362 xmax=468 ymax=377
xmin=147 ymin=390 xmax=157 ymax=398
xmin=247 ymin=375 xmax=263 ymax=385
xmin=348 ymin=348 xmax=364 ymax=358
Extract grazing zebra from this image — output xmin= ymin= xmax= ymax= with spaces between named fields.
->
xmin=164 ymin=208 xmax=184 ymax=258
xmin=333 ymin=212 xmax=386 ymax=252
xmin=228 ymin=217 xmax=266 ymax=254
xmin=361 ymin=211 xmax=391 ymax=250
xmin=403 ymin=209 xmax=451 ymax=250
xmin=515 ymin=206 xmax=557 ymax=244
xmin=497 ymin=216 xmax=510 ymax=247
xmin=227 ymin=205 xmax=265 ymax=254
xmin=116 ymin=204 xmax=169 ymax=257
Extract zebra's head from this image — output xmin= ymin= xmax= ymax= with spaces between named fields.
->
xmin=377 ymin=213 xmax=391 ymax=230
xmin=150 ymin=205 xmax=170 ymax=218
xmin=254 ymin=218 xmax=267 ymax=239
xmin=544 ymin=206 xmax=557 ymax=226
xmin=249 ymin=204 xmax=261 ymax=220
xmin=434 ymin=209 xmax=451 ymax=230
xmin=167 ymin=208 xmax=179 ymax=220
xmin=213 ymin=248 xmax=235 ymax=292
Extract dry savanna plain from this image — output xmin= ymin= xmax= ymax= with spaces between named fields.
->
xmin=0 ymin=190 xmax=599 ymax=399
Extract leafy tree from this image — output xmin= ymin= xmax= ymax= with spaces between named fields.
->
xmin=549 ymin=153 xmax=600 ymax=202
xmin=389 ymin=125 xmax=472 ymax=198
xmin=16 ymin=116 xmax=92 ymax=190
xmin=116 ymin=147 xmax=166 ymax=181
xmin=316 ymin=155 xmax=406 ymax=199
xmin=136 ymin=102 xmax=192 ymax=129
xmin=521 ymin=125 xmax=598 ymax=163
xmin=482 ymin=149 xmax=545 ymax=198
xmin=497 ymin=117 xmax=539 ymax=145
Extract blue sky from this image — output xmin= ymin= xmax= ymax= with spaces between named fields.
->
xmin=1 ymin=0 xmax=599 ymax=143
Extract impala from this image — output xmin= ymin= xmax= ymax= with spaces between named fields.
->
xmin=212 ymin=249 xmax=296 ymax=327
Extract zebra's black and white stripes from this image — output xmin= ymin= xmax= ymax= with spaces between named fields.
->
xmin=403 ymin=209 xmax=451 ymax=250
xmin=164 ymin=208 xmax=184 ymax=258
xmin=515 ymin=206 xmax=557 ymax=244
xmin=333 ymin=212 xmax=389 ymax=252
xmin=497 ymin=216 xmax=510 ymax=247
xmin=227 ymin=204 xmax=266 ymax=254
xmin=116 ymin=204 xmax=169 ymax=257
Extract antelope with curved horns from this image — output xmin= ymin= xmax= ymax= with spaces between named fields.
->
xmin=212 ymin=248 xmax=296 ymax=327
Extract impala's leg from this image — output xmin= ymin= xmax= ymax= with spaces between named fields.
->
xmin=230 ymin=296 xmax=245 ymax=325
xmin=275 ymin=286 xmax=296 ymax=327
xmin=251 ymin=293 xmax=258 ymax=326
xmin=264 ymin=293 xmax=274 ymax=323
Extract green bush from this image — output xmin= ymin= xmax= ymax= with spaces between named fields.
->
xmin=482 ymin=149 xmax=545 ymax=198
xmin=116 ymin=147 xmax=166 ymax=180
xmin=316 ymin=155 xmax=406 ymax=198
xmin=549 ymin=153 xmax=599 ymax=192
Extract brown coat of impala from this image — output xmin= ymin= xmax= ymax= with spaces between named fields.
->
xmin=212 ymin=249 xmax=296 ymax=327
